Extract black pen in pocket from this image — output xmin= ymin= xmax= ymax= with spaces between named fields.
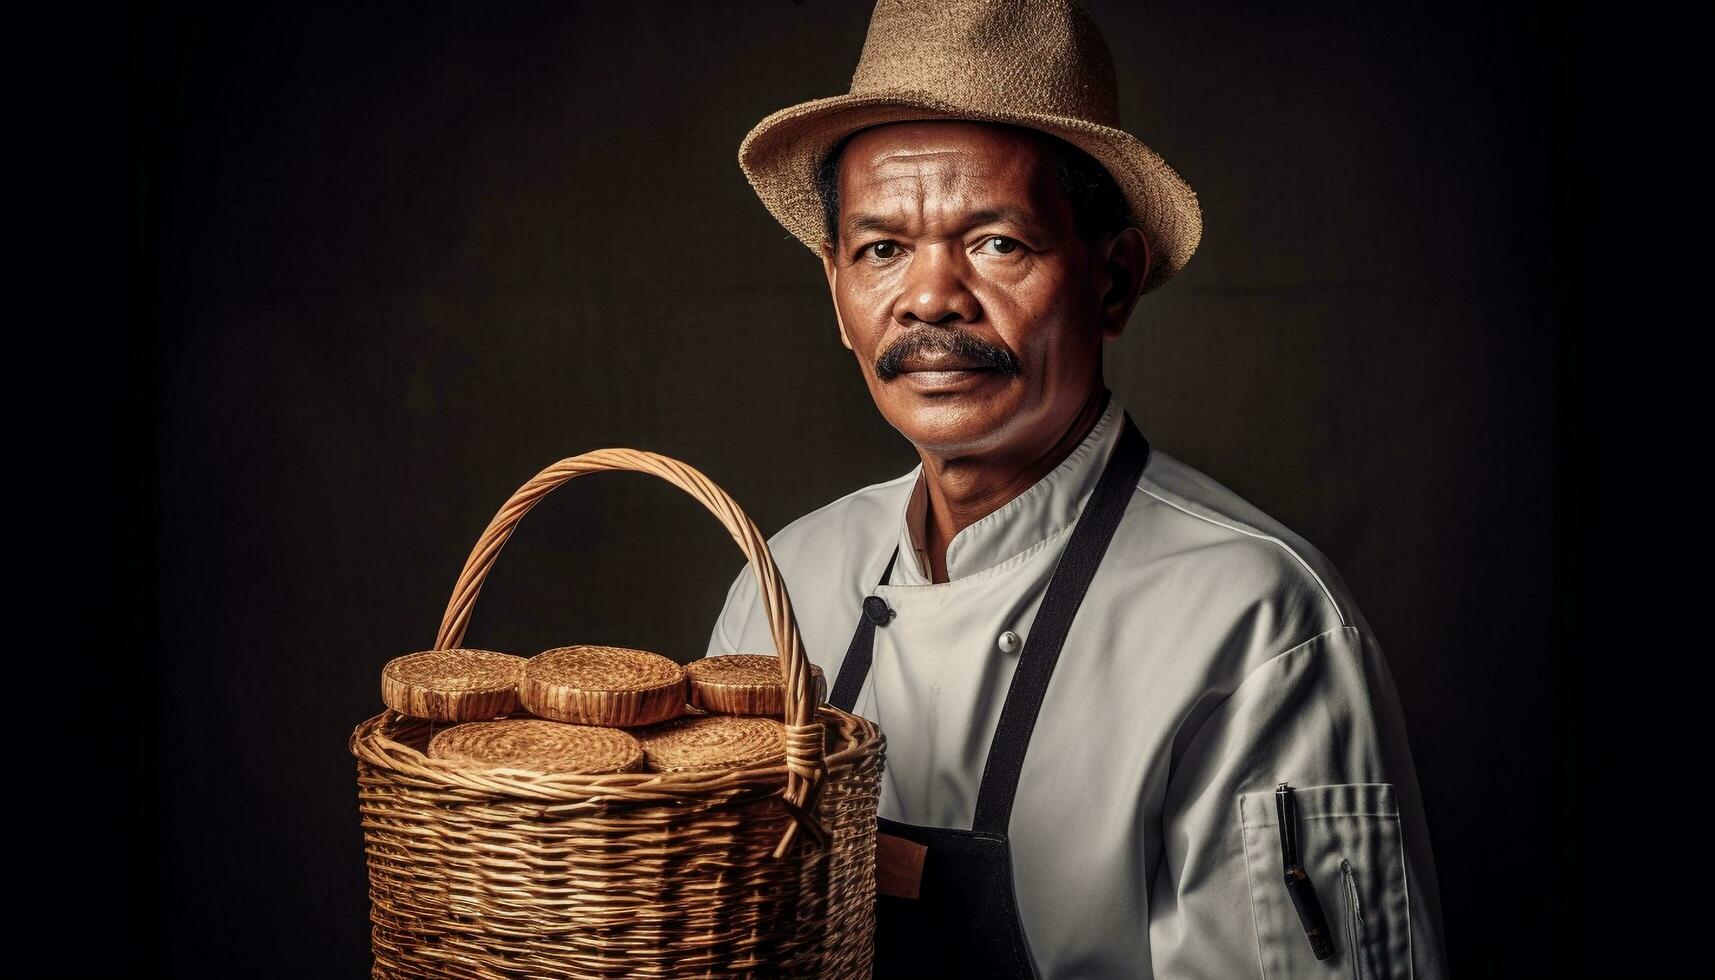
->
xmin=1276 ymin=782 xmax=1336 ymax=960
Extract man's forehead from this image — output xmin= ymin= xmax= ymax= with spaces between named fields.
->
xmin=837 ymin=121 xmax=1056 ymax=220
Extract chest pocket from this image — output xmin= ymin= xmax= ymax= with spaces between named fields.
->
xmin=1238 ymin=783 xmax=1412 ymax=979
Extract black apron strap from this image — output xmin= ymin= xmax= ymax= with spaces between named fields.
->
xmin=971 ymin=414 xmax=1149 ymax=835
xmin=829 ymin=545 xmax=900 ymax=713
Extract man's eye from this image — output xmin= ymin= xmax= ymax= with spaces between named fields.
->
xmin=863 ymin=241 xmax=900 ymax=260
xmin=979 ymin=236 xmax=1021 ymax=255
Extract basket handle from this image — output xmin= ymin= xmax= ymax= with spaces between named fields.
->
xmin=434 ymin=447 xmax=828 ymax=858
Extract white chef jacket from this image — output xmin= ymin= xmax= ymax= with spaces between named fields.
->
xmin=705 ymin=394 xmax=1450 ymax=979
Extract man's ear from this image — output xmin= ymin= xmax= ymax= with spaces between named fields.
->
xmin=1097 ymin=226 xmax=1151 ymax=342
xmin=821 ymin=240 xmax=854 ymax=351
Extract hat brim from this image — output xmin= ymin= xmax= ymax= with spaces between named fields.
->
xmin=738 ymin=89 xmax=1202 ymax=294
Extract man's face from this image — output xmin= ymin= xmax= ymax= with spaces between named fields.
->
xmin=819 ymin=120 xmax=1143 ymax=459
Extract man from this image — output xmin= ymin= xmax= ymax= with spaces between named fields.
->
xmin=706 ymin=2 xmax=1448 ymax=977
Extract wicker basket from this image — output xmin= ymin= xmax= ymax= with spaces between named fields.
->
xmin=349 ymin=448 xmax=885 ymax=978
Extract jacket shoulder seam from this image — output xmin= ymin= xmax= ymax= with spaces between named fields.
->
xmin=1132 ymin=483 xmax=1351 ymax=630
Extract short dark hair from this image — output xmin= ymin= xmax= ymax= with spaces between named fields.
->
xmin=814 ymin=121 xmax=1133 ymax=249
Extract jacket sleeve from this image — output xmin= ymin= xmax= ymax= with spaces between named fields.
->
xmin=703 ymin=562 xmax=756 ymax=658
xmin=1147 ymin=625 xmax=1449 ymax=979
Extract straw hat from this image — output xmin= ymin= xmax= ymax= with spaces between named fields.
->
xmin=738 ymin=0 xmax=1202 ymax=294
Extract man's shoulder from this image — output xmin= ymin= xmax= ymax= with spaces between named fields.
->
xmin=770 ymin=467 xmax=916 ymax=544
xmin=707 ymin=466 xmax=914 ymax=660
xmin=1123 ymin=446 xmax=1367 ymax=636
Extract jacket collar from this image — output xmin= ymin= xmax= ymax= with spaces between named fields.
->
xmin=890 ymin=389 xmax=1126 ymax=585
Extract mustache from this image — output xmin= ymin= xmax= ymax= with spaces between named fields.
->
xmin=874 ymin=328 xmax=1023 ymax=381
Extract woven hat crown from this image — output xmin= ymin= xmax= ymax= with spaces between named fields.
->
xmin=849 ymin=0 xmax=1120 ymax=127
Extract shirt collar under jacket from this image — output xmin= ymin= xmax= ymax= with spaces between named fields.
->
xmin=891 ymin=391 xmax=1125 ymax=585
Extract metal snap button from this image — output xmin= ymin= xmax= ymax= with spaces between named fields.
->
xmin=997 ymin=630 xmax=1021 ymax=654
xmin=863 ymin=595 xmax=895 ymax=627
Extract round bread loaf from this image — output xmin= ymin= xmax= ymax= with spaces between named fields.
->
xmin=381 ymin=648 xmax=526 ymax=721
xmin=685 ymin=654 xmax=827 ymax=715
xmin=427 ymin=718 xmax=645 ymax=775
xmin=520 ymin=645 xmax=687 ymax=727
xmin=635 ymin=714 xmax=788 ymax=773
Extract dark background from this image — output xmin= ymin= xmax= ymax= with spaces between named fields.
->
xmin=127 ymin=1 xmax=1580 ymax=975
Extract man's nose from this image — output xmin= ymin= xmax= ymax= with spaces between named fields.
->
xmin=891 ymin=244 xmax=981 ymax=326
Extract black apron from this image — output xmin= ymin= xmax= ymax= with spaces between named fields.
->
xmin=829 ymin=411 xmax=1151 ymax=979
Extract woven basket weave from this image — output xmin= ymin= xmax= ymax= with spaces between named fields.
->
xmin=349 ymin=447 xmax=885 ymax=978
